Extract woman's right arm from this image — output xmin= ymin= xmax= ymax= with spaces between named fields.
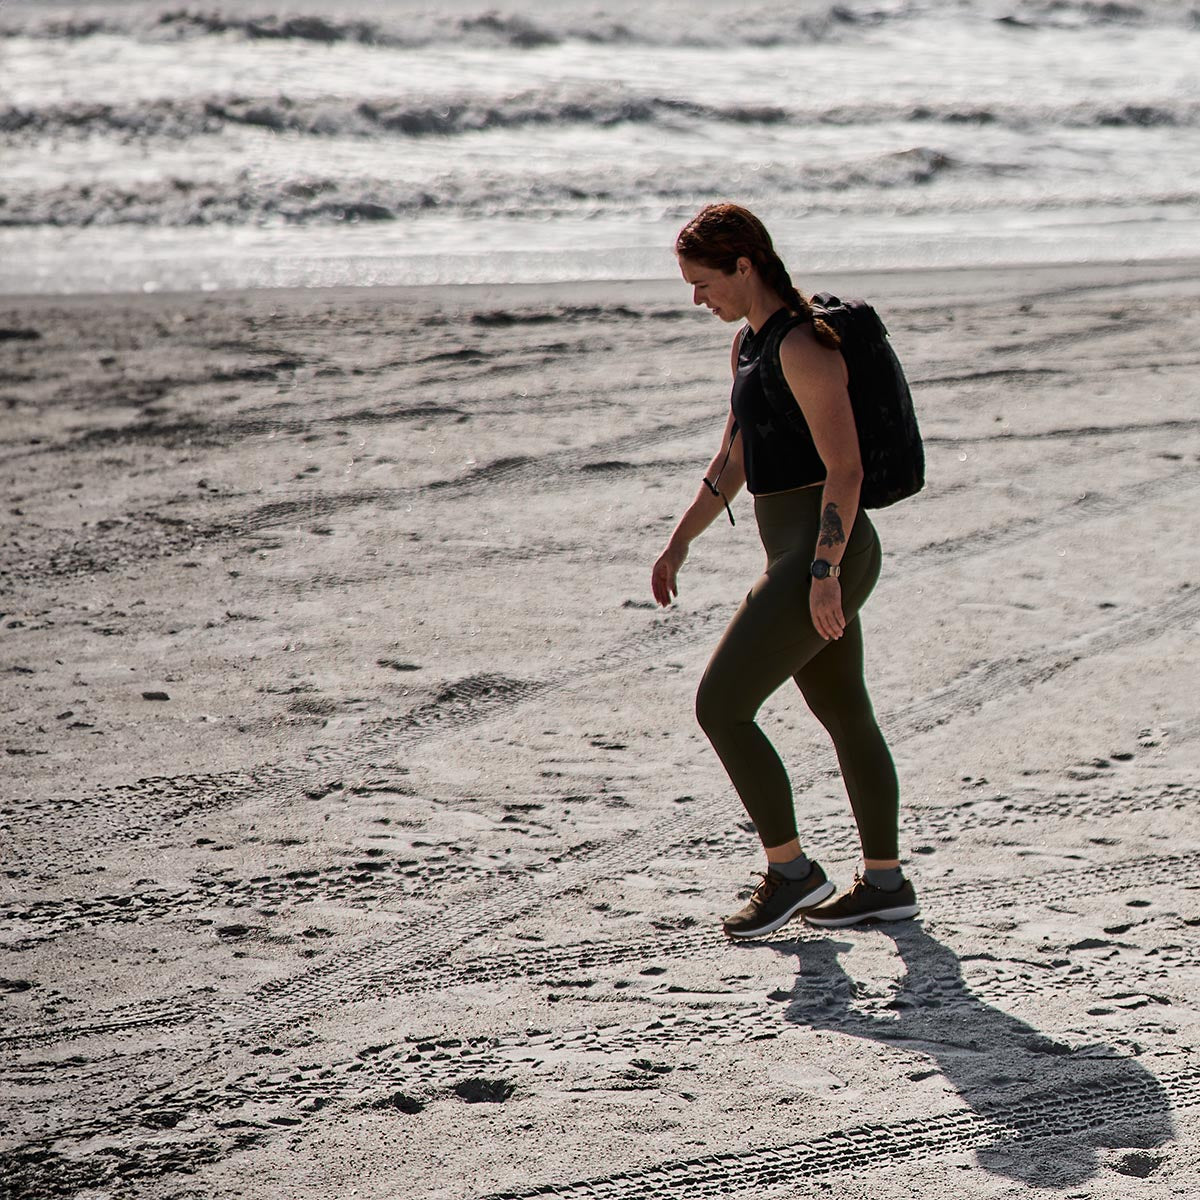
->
xmin=651 ymin=339 xmax=746 ymax=606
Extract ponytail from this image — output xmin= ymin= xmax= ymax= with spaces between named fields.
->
xmin=758 ymin=250 xmax=840 ymax=350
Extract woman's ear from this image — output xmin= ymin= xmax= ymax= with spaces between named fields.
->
xmin=736 ymin=255 xmax=753 ymax=278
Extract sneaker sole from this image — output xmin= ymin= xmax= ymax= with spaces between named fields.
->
xmin=804 ymin=902 xmax=920 ymax=928
xmin=723 ymin=879 xmax=836 ymax=939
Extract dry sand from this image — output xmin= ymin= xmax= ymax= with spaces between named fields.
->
xmin=1 ymin=260 xmax=1199 ymax=1199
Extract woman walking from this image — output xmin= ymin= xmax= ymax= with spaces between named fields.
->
xmin=651 ymin=203 xmax=918 ymax=938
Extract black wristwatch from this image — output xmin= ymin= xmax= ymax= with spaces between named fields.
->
xmin=810 ymin=559 xmax=841 ymax=580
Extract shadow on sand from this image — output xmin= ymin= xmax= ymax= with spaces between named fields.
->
xmin=766 ymin=922 xmax=1173 ymax=1187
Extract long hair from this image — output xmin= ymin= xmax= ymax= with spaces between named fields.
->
xmin=675 ymin=203 xmax=839 ymax=348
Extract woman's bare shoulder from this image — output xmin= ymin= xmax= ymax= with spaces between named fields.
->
xmin=778 ymin=322 xmax=848 ymax=389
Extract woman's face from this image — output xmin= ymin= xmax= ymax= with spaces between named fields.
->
xmin=678 ymin=255 xmax=751 ymax=322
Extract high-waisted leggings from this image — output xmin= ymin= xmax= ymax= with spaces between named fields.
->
xmin=695 ymin=486 xmax=899 ymax=858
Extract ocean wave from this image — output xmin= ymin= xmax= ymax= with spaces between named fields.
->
xmin=992 ymin=0 xmax=1189 ymax=27
xmin=0 ymin=3 xmax=896 ymax=48
xmin=4 ymin=0 xmax=1196 ymax=45
xmin=151 ymin=8 xmax=563 ymax=49
xmin=0 ymin=91 xmax=789 ymax=142
xmin=0 ymin=148 xmax=970 ymax=229
xmin=3 ymin=91 xmax=1196 ymax=145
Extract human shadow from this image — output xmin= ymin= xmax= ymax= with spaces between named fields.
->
xmin=769 ymin=923 xmax=1173 ymax=1187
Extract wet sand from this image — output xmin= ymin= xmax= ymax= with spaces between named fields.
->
xmin=2 ymin=261 xmax=1199 ymax=1198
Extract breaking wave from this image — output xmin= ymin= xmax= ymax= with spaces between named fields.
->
xmin=3 ymin=91 xmax=1196 ymax=145
xmin=0 ymin=148 xmax=971 ymax=229
xmin=0 ymin=92 xmax=789 ymax=142
xmin=0 ymin=3 xmax=901 ymax=48
xmin=992 ymin=0 xmax=1193 ymax=27
xmin=4 ymin=0 xmax=1195 ymax=47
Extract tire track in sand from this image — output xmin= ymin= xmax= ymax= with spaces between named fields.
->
xmin=6 ymin=838 xmax=1191 ymax=1056
xmin=241 ymin=848 xmax=1200 ymax=1010
xmin=474 ymin=1067 xmax=1197 ymax=1200
xmin=0 ymin=407 xmax=716 ymax=589
xmin=14 ymin=456 xmax=1195 ymax=852
xmin=6 ymin=780 xmax=1193 ymax=944
xmin=6 ymin=582 xmax=1199 ymax=1048
xmin=4 ymin=857 xmax=1191 ymax=1194
xmin=23 ymin=456 xmax=1195 ymax=844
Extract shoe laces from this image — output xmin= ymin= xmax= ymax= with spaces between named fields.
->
xmin=848 ymin=870 xmax=874 ymax=895
xmin=748 ymin=870 xmax=782 ymax=901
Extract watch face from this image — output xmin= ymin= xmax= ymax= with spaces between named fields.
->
xmin=811 ymin=559 xmax=829 ymax=579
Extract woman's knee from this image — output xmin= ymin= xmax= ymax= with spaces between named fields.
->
xmin=801 ymin=683 xmax=875 ymax=741
xmin=694 ymin=671 xmax=724 ymax=736
xmin=697 ymin=670 xmax=766 ymax=744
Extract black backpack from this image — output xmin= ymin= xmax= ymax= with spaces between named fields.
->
xmin=756 ymin=293 xmax=924 ymax=509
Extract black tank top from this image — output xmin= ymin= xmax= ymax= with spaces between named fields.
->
xmin=731 ymin=307 xmax=827 ymax=495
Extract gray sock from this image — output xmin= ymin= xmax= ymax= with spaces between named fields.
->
xmin=771 ymin=853 xmax=813 ymax=881
xmin=865 ymin=865 xmax=904 ymax=891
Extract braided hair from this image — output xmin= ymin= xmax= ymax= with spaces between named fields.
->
xmin=675 ymin=202 xmax=839 ymax=349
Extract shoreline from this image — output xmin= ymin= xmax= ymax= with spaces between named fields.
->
xmin=6 ymin=254 xmax=1199 ymax=309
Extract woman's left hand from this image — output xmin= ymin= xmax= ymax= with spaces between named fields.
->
xmin=810 ymin=577 xmax=846 ymax=641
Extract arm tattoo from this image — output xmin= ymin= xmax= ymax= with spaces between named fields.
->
xmin=818 ymin=502 xmax=845 ymax=548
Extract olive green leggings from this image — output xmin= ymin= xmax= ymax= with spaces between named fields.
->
xmin=695 ymin=486 xmax=899 ymax=858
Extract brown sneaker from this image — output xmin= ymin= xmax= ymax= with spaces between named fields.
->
xmin=722 ymin=861 xmax=835 ymax=939
xmin=803 ymin=872 xmax=919 ymax=928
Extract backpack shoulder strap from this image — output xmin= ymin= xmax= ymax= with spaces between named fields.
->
xmin=757 ymin=312 xmax=812 ymax=436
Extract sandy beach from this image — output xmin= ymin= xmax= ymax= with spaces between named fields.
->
xmin=2 ymin=259 xmax=1199 ymax=1198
